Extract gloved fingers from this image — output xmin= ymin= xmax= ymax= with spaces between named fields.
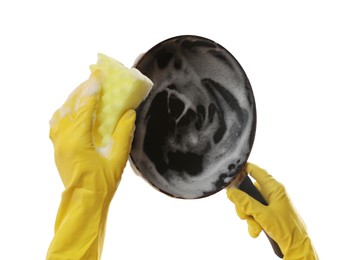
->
xmin=75 ymin=89 xmax=100 ymax=134
xmin=49 ymin=106 xmax=75 ymax=142
xmin=49 ymin=95 xmax=77 ymax=139
xmin=246 ymin=163 xmax=288 ymax=206
xmin=227 ymin=188 xmax=264 ymax=217
xmin=245 ymin=163 xmax=272 ymax=187
xmin=247 ymin=217 xmax=263 ymax=238
xmin=254 ymin=181 xmax=262 ymax=193
xmin=73 ymin=77 xmax=100 ymax=115
xmin=56 ymin=77 xmax=100 ymax=120
xmin=235 ymin=204 xmax=263 ymax=238
xmin=49 ymin=109 xmax=61 ymax=140
xmin=49 ymin=78 xmax=99 ymax=139
xmin=245 ymin=163 xmax=278 ymax=200
xmin=235 ymin=205 xmax=248 ymax=220
xmin=58 ymin=82 xmax=85 ymax=117
xmin=110 ymin=109 xmax=136 ymax=165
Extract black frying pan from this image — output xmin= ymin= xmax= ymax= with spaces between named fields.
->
xmin=129 ymin=35 xmax=283 ymax=258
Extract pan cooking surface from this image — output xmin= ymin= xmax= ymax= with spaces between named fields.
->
xmin=130 ymin=35 xmax=256 ymax=199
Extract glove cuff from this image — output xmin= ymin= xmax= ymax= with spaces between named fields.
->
xmin=47 ymin=188 xmax=114 ymax=259
xmin=283 ymin=237 xmax=318 ymax=260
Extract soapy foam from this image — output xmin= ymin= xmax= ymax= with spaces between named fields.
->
xmin=97 ymin=140 xmax=113 ymax=158
xmin=74 ymin=77 xmax=100 ymax=111
xmin=59 ymin=106 xmax=71 ymax=118
xmin=130 ymin=36 xmax=256 ymax=198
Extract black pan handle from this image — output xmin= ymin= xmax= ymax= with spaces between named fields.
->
xmin=238 ymin=175 xmax=284 ymax=258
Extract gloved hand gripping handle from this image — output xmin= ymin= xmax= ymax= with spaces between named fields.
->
xmin=238 ymin=174 xmax=284 ymax=258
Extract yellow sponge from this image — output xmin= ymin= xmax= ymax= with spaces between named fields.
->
xmin=90 ymin=53 xmax=153 ymax=150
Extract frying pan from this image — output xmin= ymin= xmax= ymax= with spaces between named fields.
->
xmin=129 ymin=35 xmax=283 ymax=258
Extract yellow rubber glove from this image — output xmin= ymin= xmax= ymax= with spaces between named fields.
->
xmin=46 ymin=75 xmax=136 ymax=260
xmin=226 ymin=163 xmax=318 ymax=260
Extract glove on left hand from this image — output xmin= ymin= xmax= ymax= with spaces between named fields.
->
xmin=47 ymin=75 xmax=136 ymax=260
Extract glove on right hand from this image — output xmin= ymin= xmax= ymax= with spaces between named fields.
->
xmin=226 ymin=163 xmax=318 ymax=260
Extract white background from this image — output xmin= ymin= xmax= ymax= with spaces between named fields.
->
xmin=1 ymin=0 xmax=363 ymax=259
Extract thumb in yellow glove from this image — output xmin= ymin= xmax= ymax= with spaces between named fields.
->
xmin=226 ymin=163 xmax=318 ymax=260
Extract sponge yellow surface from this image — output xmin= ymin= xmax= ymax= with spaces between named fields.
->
xmin=90 ymin=53 xmax=153 ymax=150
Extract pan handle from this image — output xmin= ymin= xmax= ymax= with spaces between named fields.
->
xmin=238 ymin=175 xmax=284 ymax=258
